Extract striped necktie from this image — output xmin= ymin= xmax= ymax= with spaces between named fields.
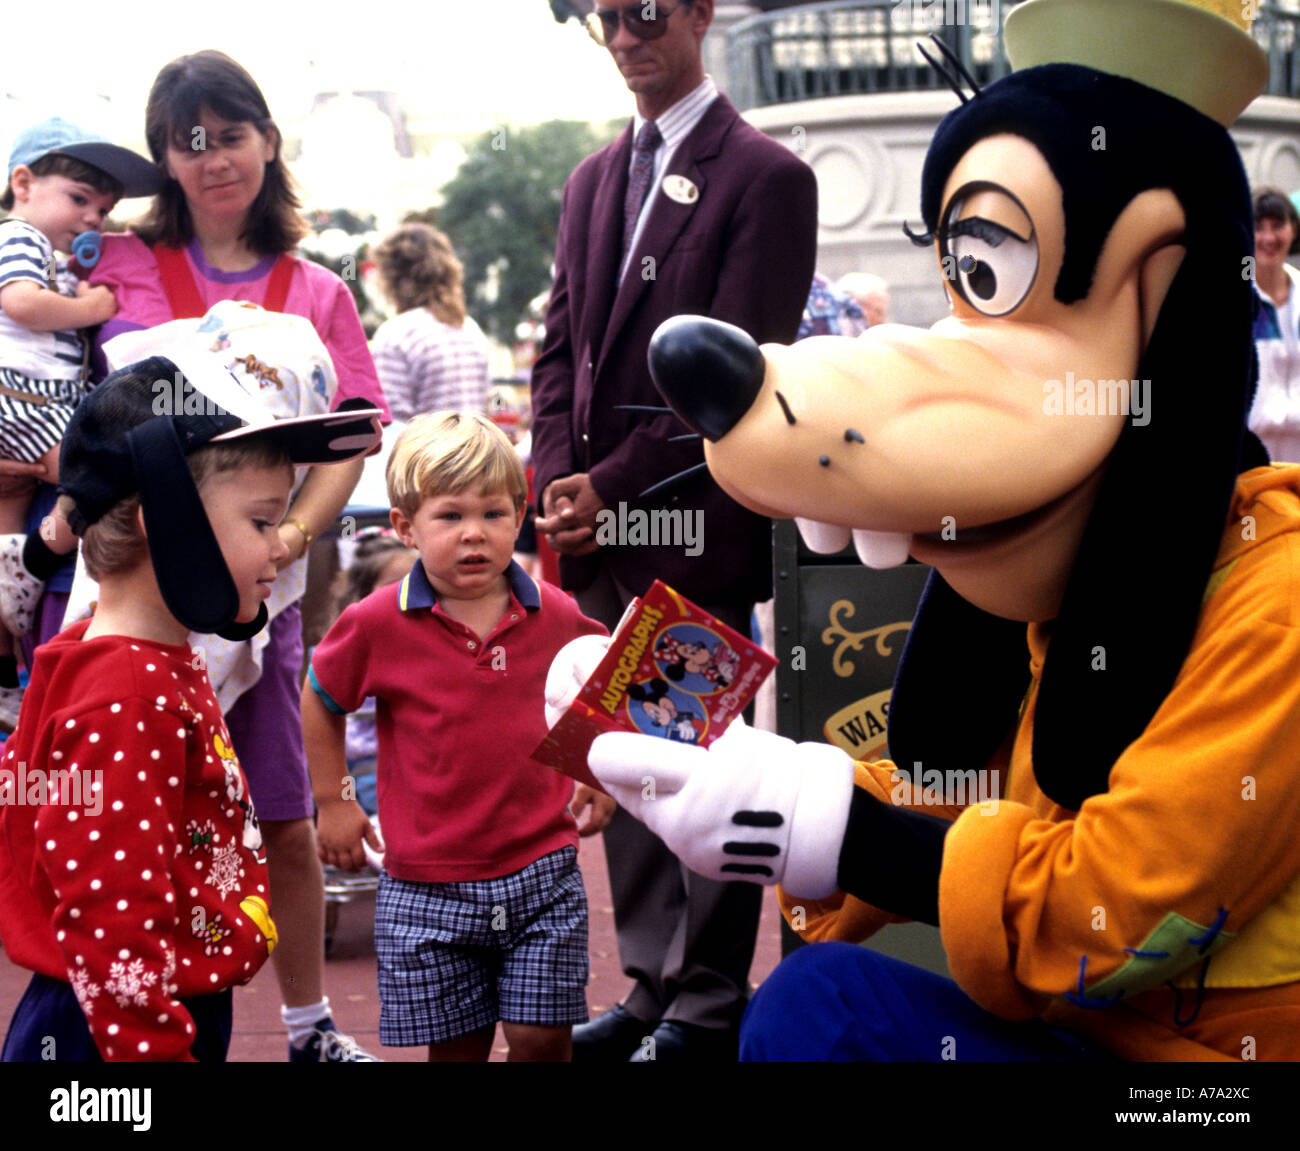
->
xmin=622 ymin=120 xmax=662 ymax=261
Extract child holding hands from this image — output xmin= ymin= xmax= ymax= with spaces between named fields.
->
xmin=304 ymin=411 xmax=611 ymax=1061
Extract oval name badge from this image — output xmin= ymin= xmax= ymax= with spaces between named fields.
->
xmin=662 ymin=175 xmax=699 ymax=205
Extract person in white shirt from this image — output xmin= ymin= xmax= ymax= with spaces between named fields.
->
xmin=1248 ymin=186 xmax=1300 ymax=462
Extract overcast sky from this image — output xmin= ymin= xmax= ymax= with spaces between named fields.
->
xmin=2 ymin=0 xmax=632 ymax=150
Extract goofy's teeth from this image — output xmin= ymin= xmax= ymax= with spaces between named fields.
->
xmin=852 ymin=530 xmax=912 ymax=569
xmin=795 ymin=518 xmax=852 ymax=554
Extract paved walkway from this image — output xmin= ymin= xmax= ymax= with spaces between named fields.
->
xmin=0 ymin=830 xmax=786 ymax=1062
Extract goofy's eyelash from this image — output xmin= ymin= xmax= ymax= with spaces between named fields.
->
xmin=945 ymin=218 xmax=1014 ymax=247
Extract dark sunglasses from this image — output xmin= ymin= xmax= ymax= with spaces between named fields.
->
xmin=584 ymin=1 xmax=687 ymax=47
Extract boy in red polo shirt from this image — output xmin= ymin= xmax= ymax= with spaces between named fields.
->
xmin=304 ymin=411 xmax=608 ymax=1061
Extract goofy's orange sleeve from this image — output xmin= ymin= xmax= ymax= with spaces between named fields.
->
xmin=940 ymin=527 xmax=1300 ymax=1022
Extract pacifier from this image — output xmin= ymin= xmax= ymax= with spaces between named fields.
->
xmin=68 ymin=231 xmax=103 ymax=274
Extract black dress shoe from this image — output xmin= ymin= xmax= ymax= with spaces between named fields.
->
xmin=572 ymin=1004 xmax=655 ymax=1062
xmin=627 ymin=1020 xmax=739 ymax=1062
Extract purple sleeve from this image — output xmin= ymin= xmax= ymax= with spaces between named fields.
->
xmin=528 ymin=175 xmax=582 ymax=503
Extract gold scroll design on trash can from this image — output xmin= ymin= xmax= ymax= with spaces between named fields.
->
xmin=820 ymin=601 xmax=912 ymax=761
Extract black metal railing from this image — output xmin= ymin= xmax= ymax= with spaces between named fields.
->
xmin=727 ymin=0 xmax=1300 ymax=110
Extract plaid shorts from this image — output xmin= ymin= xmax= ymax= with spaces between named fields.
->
xmin=375 ymin=846 xmax=589 ymax=1046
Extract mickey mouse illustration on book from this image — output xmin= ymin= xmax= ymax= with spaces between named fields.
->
xmin=545 ymin=0 xmax=1300 ymax=1061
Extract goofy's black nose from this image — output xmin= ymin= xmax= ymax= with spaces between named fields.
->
xmin=648 ymin=315 xmax=765 ymax=442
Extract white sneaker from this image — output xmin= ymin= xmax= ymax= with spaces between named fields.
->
xmin=0 ymin=535 xmax=45 ymax=637
xmin=0 ymin=682 xmax=23 ymax=734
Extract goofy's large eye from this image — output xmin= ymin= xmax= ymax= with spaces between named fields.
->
xmin=941 ymin=194 xmax=1038 ymax=317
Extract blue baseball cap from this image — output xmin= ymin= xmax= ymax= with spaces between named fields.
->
xmin=8 ymin=117 xmax=163 ymax=198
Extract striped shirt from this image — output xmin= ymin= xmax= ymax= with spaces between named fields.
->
xmin=619 ymin=77 xmax=719 ymax=281
xmin=369 ymin=307 xmax=491 ymax=421
xmin=0 ymin=219 xmax=84 ymax=380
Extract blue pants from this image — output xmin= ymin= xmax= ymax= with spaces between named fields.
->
xmin=740 ymin=943 xmax=1112 ymax=1062
xmin=2 ymin=973 xmax=232 ymax=1063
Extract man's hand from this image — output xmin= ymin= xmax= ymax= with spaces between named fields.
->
xmin=589 ymin=721 xmax=857 ymax=899
xmin=0 ymin=458 xmax=46 ymax=499
xmin=537 ymin=473 xmax=605 ymax=556
xmin=315 ymin=799 xmax=384 ymax=873
xmin=571 ymin=782 xmax=617 ymax=836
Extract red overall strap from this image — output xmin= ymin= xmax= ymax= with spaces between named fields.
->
xmin=263 ymin=254 xmax=295 ymax=313
xmin=152 ymin=244 xmax=206 ymax=319
xmin=153 ymin=246 xmax=295 ymax=317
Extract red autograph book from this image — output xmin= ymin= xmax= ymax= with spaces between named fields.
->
xmin=532 ymin=580 xmax=777 ymax=792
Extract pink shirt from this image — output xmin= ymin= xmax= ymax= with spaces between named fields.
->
xmin=90 ymin=233 xmax=390 ymax=418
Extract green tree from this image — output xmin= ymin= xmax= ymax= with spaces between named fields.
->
xmin=437 ymin=119 xmax=620 ymax=342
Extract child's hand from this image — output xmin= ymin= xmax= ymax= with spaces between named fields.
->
xmin=315 ymin=799 xmax=382 ymax=872
xmin=571 ymin=783 xmax=616 ymax=836
xmin=75 ymin=281 xmax=116 ymax=325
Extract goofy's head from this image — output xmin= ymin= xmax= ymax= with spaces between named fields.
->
xmin=649 ymin=0 xmax=1270 ymax=810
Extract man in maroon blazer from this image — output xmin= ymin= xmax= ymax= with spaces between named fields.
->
xmin=531 ymin=0 xmax=816 ymax=1060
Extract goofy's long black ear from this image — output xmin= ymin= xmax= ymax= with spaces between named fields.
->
xmin=887 ymin=569 xmax=1031 ymax=777
xmin=128 ymin=418 xmax=241 ymax=635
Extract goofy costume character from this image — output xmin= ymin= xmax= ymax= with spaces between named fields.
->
xmin=545 ymin=0 xmax=1300 ymax=1061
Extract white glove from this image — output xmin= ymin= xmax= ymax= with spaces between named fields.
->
xmin=589 ymin=720 xmax=856 ymax=898
xmin=544 ymin=634 xmax=613 ymax=727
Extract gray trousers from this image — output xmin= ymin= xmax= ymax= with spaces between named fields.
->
xmin=577 ymin=566 xmax=762 ymax=1030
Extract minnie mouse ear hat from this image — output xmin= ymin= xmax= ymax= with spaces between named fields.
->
xmin=60 ymin=352 xmax=382 ymax=639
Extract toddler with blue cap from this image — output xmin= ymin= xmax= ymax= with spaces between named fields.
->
xmin=0 ymin=117 xmax=162 ymax=732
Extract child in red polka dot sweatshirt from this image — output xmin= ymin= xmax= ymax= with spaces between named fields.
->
xmin=0 ymin=353 xmax=381 ymax=1061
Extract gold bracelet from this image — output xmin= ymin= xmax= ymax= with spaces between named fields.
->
xmin=282 ymin=516 xmax=313 ymax=556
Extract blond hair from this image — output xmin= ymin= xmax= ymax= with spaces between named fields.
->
xmin=81 ymin=437 xmax=293 ymax=579
xmin=386 ymin=411 xmax=526 ymax=519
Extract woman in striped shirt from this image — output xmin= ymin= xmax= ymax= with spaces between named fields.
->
xmin=369 ymin=223 xmax=490 ymax=422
